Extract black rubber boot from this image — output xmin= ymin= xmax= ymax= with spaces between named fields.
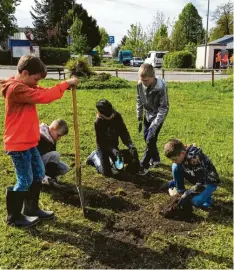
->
xmin=6 ymin=187 xmax=40 ymax=227
xmin=23 ymin=181 xmax=54 ymax=220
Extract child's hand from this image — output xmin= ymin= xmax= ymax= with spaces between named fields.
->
xmin=66 ymin=77 xmax=79 ymax=87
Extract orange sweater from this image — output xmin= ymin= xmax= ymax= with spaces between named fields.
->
xmin=1 ymin=77 xmax=69 ymax=151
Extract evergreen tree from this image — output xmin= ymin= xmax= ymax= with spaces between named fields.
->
xmin=31 ymin=0 xmax=101 ymax=51
xmin=171 ymin=3 xmax=204 ymax=50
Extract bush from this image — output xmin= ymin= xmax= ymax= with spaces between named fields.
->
xmin=65 ymin=56 xmax=94 ymax=77
xmin=163 ymin=51 xmax=193 ymax=68
xmin=101 ymin=58 xmax=125 ymax=68
xmin=79 ymin=75 xmax=130 ymax=89
xmin=40 ymin=47 xmax=70 ymax=65
xmin=0 ymin=50 xmax=12 ymax=65
xmin=221 ymin=67 xmax=233 ymax=75
xmin=92 ymin=54 xmax=101 ymax=66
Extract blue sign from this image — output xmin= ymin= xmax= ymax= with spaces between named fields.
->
xmin=109 ymin=36 xmax=115 ymax=44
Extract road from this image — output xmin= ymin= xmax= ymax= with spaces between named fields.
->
xmin=99 ymin=70 xmax=229 ymax=82
xmin=0 ymin=67 xmax=229 ymax=82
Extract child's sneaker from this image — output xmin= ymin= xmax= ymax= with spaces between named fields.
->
xmin=42 ymin=175 xmax=52 ymax=185
xmin=150 ymin=161 xmax=161 ymax=167
xmin=137 ymin=167 xmax=149 ymax=176
xmin=168 ymin=187 xmax=179 ymax=197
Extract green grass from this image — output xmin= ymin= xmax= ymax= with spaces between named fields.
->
xmin=0 ymin=77 xmax=233 ymax=268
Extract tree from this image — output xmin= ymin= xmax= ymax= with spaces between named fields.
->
xmin=70 ymin=18 xmax=87 ymax=55
xmin=30 ymin=0 xmax=74 ymax=46
xmin=0 ymin=0 xmax=21 ymax=41
xmin=209 ymin=1 xmax=233 ymax=41
xmin=146 ymin=12 xmax=171 ymax=51
xmin=120 ymin=35 xmax=127 ymax=47
xmin=31 ymin=0 xmax=101 ymax=51
xmin=171 ymin=21 xmax=187 ymax=51
xmin=171 ymin=3 xmax=204 ymax=50
xmin=122 ymin=23 xmax=147 ymax=58
xmin=152 ymin=24 xmax=170 ymax=51
xmin=96 ymin=27 xmax=109 ymax=58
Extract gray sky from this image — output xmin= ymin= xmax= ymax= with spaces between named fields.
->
xmin=15 ymin=0 xmax=223 ymax=46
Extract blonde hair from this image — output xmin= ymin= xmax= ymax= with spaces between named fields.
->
xmin=138 ymin=63 xmax=155 ymax=78
xmin=50 ymin=119 xmax=69 ymax=135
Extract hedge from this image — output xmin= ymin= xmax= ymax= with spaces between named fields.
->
xmin=163 ymin=51 xmax=193 ymax=68
xmin=0 ymin=50 xmax=14 ymax=65
xmin=40 ymin=47 xmax=70 ymax=65
xmin=79 ymin=75 xmax=130 ymax=89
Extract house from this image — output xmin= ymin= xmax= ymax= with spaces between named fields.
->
xmin=10 ymin=27 xmax=28 ymax=40
xmin=196 ymin=35 xmax=233 ymax=69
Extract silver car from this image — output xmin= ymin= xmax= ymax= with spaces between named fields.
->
xmin=130 ymin=57 xmax=144 ymax=67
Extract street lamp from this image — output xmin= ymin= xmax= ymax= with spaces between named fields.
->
xmin=204 ymin=0 xmax=210 ymax=69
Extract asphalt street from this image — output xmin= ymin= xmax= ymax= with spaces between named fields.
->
xmin=0 ymin=67 xmax=229 ymax=82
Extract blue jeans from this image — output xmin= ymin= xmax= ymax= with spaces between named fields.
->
xmin=8 ymin=147 xmax=45 ymax=191
xmin=141 ymin=118 xmax=163 ymax=169
xmin=170 ymin=163 xmax=217 ymax=206
xmin=192 ymin=184 xmax=217 ymax=207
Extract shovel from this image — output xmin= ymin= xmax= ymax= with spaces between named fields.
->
xmin=71 ymin=84 xmax=85 ymax=215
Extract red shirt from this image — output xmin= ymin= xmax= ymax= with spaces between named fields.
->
xmin=1 ymin=77 xmax=69 ymax=151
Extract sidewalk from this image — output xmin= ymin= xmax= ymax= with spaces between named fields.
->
xmin=0 ymin=65 xmax=17 ymax=69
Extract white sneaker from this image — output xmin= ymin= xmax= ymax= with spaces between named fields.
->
xmin=137 ymin=168 xmax=149 ymax=176
xmin=42 ymin=175 xmax=52 ymax=185
xmin=150 ymin=161 xmax=161 ymax=167
xmin=168 ymin=187 xmax=179 ymax=197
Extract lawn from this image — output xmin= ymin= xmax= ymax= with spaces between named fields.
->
xmin=0 ymin=77 xmax=233 ymax=269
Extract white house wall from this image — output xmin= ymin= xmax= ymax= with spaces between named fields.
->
xmin=196 ymin=45 xmax=226 ymax=69
xmin=196 ymin=47 xmax=205 ymax=68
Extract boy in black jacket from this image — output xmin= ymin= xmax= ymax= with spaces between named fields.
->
xmin=37 ymin=119 xmax=70 ymax=185
xmin=86 ymin=99 xmax=140 ymax=177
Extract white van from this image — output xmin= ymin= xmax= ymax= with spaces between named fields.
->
xmin=144 ymin=51 xmax=168 ymax=68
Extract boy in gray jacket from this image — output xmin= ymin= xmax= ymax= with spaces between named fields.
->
xmin=137 ymin=64 xmax=169 ymax=175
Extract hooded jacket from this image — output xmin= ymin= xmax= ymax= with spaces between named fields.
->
xmin=1 ymin=77 xmax=69 ymax=151
xmin=37 ymin=123 xmax=56 ymax=155
xmin=136 ymin=76 xmax=169 ymax=134
xmin=95 ymin=111 xmax=133 ymax=151
xmin=182 ymin=145 xmax=220 ymax=185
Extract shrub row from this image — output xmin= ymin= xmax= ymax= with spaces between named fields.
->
xmin=0 ymin=47 xmax=99 ymax=66
xmin=163 ymin=51 xmax=193 ymax=68
xmin=79 ymin=75 xmax=130 ymax=89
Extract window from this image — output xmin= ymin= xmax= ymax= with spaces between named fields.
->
xmin=155 ymin=53 xmax=166 ymax=58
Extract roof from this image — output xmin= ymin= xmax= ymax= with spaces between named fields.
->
xmin=208 ymin=35 xmax=233 ymax=45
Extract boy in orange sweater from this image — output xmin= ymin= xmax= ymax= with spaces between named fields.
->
xmin=1 ymin=55 xmax=79 ymax=227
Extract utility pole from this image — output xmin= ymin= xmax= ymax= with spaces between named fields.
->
xmin=204 ymin=0 xmax=210 ymax=69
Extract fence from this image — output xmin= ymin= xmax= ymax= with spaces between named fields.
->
xmin=113 ymin=68 xmax=230 ymax=87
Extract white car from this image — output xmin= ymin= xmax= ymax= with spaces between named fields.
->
xmin=144 ymin=51 xmax=168 ymax=68
xmin=130 ymin=57 xmax=144 ymax=67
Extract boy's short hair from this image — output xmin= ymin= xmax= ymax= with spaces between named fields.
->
xmin=17 ymin=55 xmax=47 ymax=78
xmin=138 ymin=63 xmax=155 ymax=78
xmin=164 ymin=139 xmax=186 ymax=159
xmin=50 ymin=119 xmax=69 ymax=135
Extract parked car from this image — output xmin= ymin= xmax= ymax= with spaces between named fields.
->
xmin=144 ymin=51 xmax=168 ymax=68
xmin=130 ymin=57 xmax=144 ymax=67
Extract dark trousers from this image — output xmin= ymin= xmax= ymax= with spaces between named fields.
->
xmin=88 ymin=147 xmax=140 ymax=177
xmin=141 ymin=118 xmax=163 ymax=169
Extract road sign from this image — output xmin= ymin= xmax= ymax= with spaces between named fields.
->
xmin=109 ymin=36 xmax=115 ymax=44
